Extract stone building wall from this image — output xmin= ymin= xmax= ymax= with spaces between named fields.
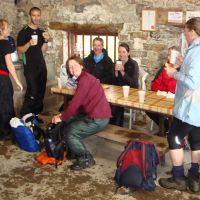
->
xmin=1 ymin=0 xmax=200 ymax=112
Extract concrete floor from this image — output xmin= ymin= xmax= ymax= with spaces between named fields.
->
xmin=0 ymin=113 xmax=199 ymax=200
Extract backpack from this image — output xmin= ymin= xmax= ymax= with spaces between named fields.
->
xmin=10 ymin=117 xmax=39 ymax=152
xmin=36 ymin=122 xmax=66 ymax=168
xmin=114 ymin=140 xmax=160 ymax=191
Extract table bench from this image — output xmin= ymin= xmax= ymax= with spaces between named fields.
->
xmin=97 ymin=124 xmax=168 ymax=157
xmin=38 ymin=114 xmax=168 ymax=162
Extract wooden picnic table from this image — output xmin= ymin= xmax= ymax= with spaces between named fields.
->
xmin=51 ymin=84 xmax=174 ymax=136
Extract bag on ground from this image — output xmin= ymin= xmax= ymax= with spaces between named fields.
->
xmin=10 ymin=117 xmax=39 ymax=152
xmin=36 ymin=122 xmax=66 ymax=167
xmin=114 ymin=140 xmax=160 ymax=191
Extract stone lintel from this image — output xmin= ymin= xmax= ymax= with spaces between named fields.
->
xmin=49 ymin=22 xmax=123 ymax=35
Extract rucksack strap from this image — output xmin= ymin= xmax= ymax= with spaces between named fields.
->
xmin=116 ymin=141 xmax=134 ymax=167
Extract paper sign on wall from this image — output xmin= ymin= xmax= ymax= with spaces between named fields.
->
xmin=142 ymin=10 xmax=156 ymax=31
xmin=186 ymin=11 xmax=200 ymax=22
xmin=168 ymin=12 xmax=183 ymax=23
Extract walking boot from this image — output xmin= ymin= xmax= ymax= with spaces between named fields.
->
xmin=187 ymin=171 xmax=200 ymax=192
xmin=159 ymin=176 xmax=187 ymax=191
xmin=70 ymin=152 xmax=96 ymax=170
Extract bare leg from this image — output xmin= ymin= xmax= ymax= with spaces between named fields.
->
xmin=169 ymin=148 xmax=184 ymax=166
xmin=191 ymin=150 xmax=200 ymax=163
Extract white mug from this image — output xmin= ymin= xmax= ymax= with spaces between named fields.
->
xmin=31 ymin=35 xmax=38 ymax=45
xmin=170 ymin=50 xmax=179 ymax=64
xmin=138 ymin=90 xmax=146 ymax=103
xmin=122 ymin=86 xmax=130 ymax=98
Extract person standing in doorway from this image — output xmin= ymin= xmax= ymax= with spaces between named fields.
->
xmin=17 ymin=7 xmax=50 ymax=117
xmin=159 ymin=17 xmax=200 ymax=193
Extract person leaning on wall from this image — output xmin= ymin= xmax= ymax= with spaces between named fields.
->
xmin=159 ymin=17 xmax=200 ymax=193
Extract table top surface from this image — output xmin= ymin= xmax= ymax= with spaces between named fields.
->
xmin=51 ymin=84 xmax=174 ymax=116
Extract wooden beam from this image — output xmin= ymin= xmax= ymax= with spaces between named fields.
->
xmin=49 ymin=22 xmax=123 ymax=35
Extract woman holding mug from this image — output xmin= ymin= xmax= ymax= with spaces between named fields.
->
xmin=110 ymin=43 xmax=139 ymax=127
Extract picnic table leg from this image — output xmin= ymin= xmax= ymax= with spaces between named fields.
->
xmin=63 ymin=95 xmax=72 ymax=109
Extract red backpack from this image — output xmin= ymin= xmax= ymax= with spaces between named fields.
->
xmin=114 ymin=140 xmax=160 ymax=191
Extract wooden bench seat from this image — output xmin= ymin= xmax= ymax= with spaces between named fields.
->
xmin=97 ymin=124 xmax=168 ymax=157
xmin=38 ymin=114 xmax=168 ymax=157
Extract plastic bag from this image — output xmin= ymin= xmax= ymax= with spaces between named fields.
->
xmin=60 ymin=64 xmax=68 ymax=86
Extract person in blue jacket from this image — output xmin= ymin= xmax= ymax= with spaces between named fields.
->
xmin=159 ymin=17 xmax=200 ymax=193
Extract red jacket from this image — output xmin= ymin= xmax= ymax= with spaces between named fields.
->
xmin=61 ymin=71 xmax=112 ymax=121
xmin=151 ymin=66 xmax=176 ymax=93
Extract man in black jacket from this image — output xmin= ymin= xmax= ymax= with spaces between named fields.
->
xmin=84 ymin=37 xmax=114 ymax=84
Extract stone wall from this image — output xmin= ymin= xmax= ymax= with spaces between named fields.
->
xmin=1 ymin=0 xmax=200 ymax=112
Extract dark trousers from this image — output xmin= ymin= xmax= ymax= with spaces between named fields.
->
xmin=62 ymin=114 xmax=109 ymax=156
xmin=21 ymin=67 xmax=47 ymax=117
xmin=0 ymin=76 xmax=15 ymax=137
xmin=110 ymin=105 xmax=124 ymax=127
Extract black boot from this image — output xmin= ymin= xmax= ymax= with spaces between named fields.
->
xmin=70 ymin=152 xmax=96 ymax=170
xmin=188 ymin=170 xmax=200 ymax=192
xmin=159 ymin=176 xmax=187 ymax=191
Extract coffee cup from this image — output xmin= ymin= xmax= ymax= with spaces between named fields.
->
xmin=138 ymin=90 xmax=146 ymax=103
xmin=116 ymin=60 xmax=122 ymax=71
xmin=170 ymin=50 xmax=179 ymax=64
xmin=122 ymin=86 xmax=130 ymax=98
xmin=31 ymin=35 xmax=38 ymax=45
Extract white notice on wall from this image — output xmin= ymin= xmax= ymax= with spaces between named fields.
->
xmin=186 ymin=11 xmax=200 ymax=22
xmin=168 ymin=12 xmax=183 ymax=23
xmin=142 ymin=10 xmax=156 ymax=31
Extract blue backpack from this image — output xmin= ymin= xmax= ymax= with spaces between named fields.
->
xmin=114 ymin=140 xmax=160 ymax=191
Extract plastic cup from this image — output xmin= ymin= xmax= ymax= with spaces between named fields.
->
xmin=122 ymin=86 xmax=130 ymax=98
xmin=138 ymin=90 xmax=146 ymax=103
xmin=170 ymin=50 xmax=179 ymax=64
xmin=57 ymin=77 xmax=62 ymax=88
xmin=116 ymin=60 xmax=122 ymax=65
xmin=31 ymin=35 xmax=38 ymax=45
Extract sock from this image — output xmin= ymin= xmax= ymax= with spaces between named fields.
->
xmin=189 ymin=163 xmax=199 ymax=178
xmin=172 ymin=165 xmax=184 ymax=177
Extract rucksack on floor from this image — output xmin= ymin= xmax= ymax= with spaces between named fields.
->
xmin=114 ymin=140 xmax=160 ymax=191
xmin=36 ymin=122 xmax=66 ymax=168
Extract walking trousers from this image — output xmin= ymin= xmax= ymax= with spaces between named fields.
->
xmin=61 ymin=114 xmax=109 ymax=156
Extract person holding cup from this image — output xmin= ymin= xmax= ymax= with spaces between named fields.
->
xmin=0 ymin=19 xmax=23 ymax=140
xmin=110 ymin=43 xmax=139 ymax=127
xmin=17 ymin=7 xmax=50 ymax=117
xmin=146 ymin=46 xmax=178 ymax=132
xmin=159 ymin=17 xmax=200 ymax=192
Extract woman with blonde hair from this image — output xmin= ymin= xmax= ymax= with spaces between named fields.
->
xmin=0 ymin=19 xmax=23 ymax=140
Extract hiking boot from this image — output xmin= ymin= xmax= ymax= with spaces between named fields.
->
xmin=187 ymin=171 xmax=200 ymax=192
xmin=70 ymin=153 xmax=96 ymax=170
xmin=159 ymin=176 xmax=187 ymax=191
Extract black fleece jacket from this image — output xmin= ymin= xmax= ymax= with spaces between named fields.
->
xmin=84 ymin=49 xmax=114 ymax=84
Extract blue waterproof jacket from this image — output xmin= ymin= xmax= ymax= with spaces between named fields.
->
xmin=173 ymin=37 xmax=200 ymax=127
